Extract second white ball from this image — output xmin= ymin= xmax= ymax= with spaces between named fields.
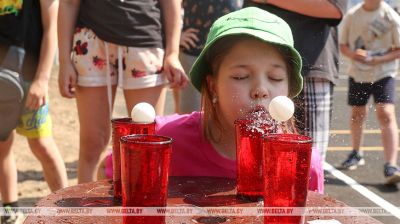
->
xmin=268 ymin=96 xmax=295 ymax=122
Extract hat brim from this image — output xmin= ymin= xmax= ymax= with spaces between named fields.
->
xmin=189 ymin=27 xmax=303 ymax=97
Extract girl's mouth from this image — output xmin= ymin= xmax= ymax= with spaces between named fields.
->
xmin=245 ymin=105 xmax=269 ymax=120
xmin=251 ymin=105 xmax=267 ymax=114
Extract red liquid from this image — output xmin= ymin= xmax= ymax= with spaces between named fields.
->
xmin=120 ymin=134 xmax=172 ymax=224
xmin=111 ymin=118 xmax=155 ymax=199
xmin=263 ymin=134 xmax=312 ymax=224
xmin=123 ymin=216 xmax=164 ymax=224
xmin=235 ymin=118 xmax=276 ymax=200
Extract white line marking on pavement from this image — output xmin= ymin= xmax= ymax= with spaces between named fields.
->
xmin=323 ymin=162 xmax=400 ymax=220
xmin=331 ymin=129 xmax=400 ymax=134
xmin=327 ymin=146 xmax=385 ymax=151
xmin=328 ymin=147 xmax=400 ymax=152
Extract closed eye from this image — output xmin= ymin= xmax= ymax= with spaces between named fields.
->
xmin=268 ymin=71 xmax=286 ymax=82
xmin=268 ymin=65 xmax=287 ymax=81
xmin=232 ymin=75 xmax=249 ymax=80
xmin=268 ymin=77 xmax=284 ymax=82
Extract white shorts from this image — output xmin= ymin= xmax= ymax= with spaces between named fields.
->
xmin=71 ymin=27 xmax=168 ymax=89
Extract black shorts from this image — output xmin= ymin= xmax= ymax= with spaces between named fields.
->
xmin=348 ymin=77 xmax=395 ymax=106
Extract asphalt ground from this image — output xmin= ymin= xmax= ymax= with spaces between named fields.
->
xmin=324 ymin=75 xmax=400 ymax=224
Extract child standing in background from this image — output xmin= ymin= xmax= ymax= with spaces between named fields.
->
xmin=58 ymin=0 xmax=188 ymax=184
xmin=339 ymin=0 xmax=400 ymax=185
xmin=99 ymin=7 xmax=325 ymax=193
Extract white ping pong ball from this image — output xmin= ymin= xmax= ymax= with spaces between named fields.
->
xmin=268 ymin=96 xmax=295 ymax=122
xmin=131 ymin=102 xmax=156 ymax=123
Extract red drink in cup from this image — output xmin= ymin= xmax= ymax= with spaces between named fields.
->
xmin=111 ymin=118 xmax=155 ymax=200
xmin=263 ymin=134 xmax=312 ymax=224
xmin=120 ymin=134 xmax=172 ymax=224
xmin=235 ymin=116 xmax=277 ymax=201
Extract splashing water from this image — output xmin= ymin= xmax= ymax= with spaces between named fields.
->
xmin=241 ymin=110 xmax=280 ymax=135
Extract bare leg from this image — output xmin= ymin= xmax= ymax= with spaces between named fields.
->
xmin=124 ymin=85 xmax=167 ymax=116
xmin=0 ymin=133 xmax=18 ymax=203
xmin=27 ymin=137 xmax=68 ymax=191
xmin=76 ymin=86 xmax=116 ymax=183
xmin=172 ymin=88 xmax=180 ymax=114
xmin=375 ymin=103 xmax=398 ymax=165
xmin=350 ymin=105 xmax=368 ymax=151
xmin=97 ymin=155 xmax=107 ymax=180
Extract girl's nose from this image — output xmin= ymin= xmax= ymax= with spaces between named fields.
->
xmin=250 ymin=85 xmax=269 ymax=99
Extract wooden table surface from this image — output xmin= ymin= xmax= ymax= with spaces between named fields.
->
xmin=24 ymin=177 xmax=382 ymax=224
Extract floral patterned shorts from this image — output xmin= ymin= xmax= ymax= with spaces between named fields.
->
xmin=71 ymin=27 xmax=168 ymax=89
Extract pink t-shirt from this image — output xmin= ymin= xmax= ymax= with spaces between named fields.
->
xmin=105 ymin=112 xmax=324 ymax=193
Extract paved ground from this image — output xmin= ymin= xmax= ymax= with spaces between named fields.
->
xmin=325 ymin=75 xmax=400 ymax=224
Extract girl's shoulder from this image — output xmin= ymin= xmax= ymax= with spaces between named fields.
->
xmin=156 ymin=111 xmax=205 ymax=148
xmin=156 ymin=111 xmax=202 ymax=133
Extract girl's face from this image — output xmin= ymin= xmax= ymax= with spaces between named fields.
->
xmin=208 ymin=38 xmax=290 ymax=130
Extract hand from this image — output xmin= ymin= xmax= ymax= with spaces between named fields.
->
xmin=180 ymin=28 xmax=199 ymax=50
xmin=363 ymin=56 xmax=382 ymax=66
xmin=25 ymin=79 xmax=48 ymax=110
xmin=353 ymin=49 xmax=369 ymax=62
xmin=58 ymin=61 xmax=77 ymax=98
xmin=162 ymin=53 xmax=189 ymax=89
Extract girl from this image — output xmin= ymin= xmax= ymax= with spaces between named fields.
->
xmin=99 ymin=7 xmax=324 ymax=193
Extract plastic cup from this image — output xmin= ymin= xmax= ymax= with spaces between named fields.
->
xmin=111 ymin=118 xmax=155 ymax=200
xmin=120 ymin=134 xmax=172 ymax=224
xmin=235 ymin=118 xmax=276 ymax=201
xmin=263 ymin=133 xmax=312 ymax=224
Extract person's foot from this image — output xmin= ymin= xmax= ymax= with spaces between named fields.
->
xmin=341 ymin=150 xmax=365 ymax=170
xmin=1 ymin=206 xmax=24 ymax=224
xmin=384 ymin=163 xmax=400 ymax=185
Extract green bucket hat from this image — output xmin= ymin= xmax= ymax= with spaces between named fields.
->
xmin=189 ymin=7 xmax=303 ymax=97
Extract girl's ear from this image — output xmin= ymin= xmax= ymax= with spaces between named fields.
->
xmin=206 ymin=75 xmax=217 ymax=96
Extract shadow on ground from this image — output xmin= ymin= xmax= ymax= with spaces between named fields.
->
xmin=359 ymin=182 xmax=399 ymax=193
xmin=324 ymin=176 xmax=399 ymax=193
xmin=65 ymin=160 xmax=78 ymax=179
xmin=17 ymin=160 xmax=78 ymax=183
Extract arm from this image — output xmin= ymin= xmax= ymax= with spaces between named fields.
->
xmin=252 ymin=0 xmax=343 ymax=19
xmin=159 ymin=0 xmax=188 ymax=88
xmin=58 ymin=0 xmax=80 ymax=98
xmin=339 ymin=44 xmax=357 ymax=60
xmin=366 ymin=48 xmax=400 ymax=65
xmin=25 ymin=0 xmax=59 ymax=110
xmin=341 ymin=43 xmax=400 ymax=65
xmin=339 ymin=44 xmax=368 ymax=62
